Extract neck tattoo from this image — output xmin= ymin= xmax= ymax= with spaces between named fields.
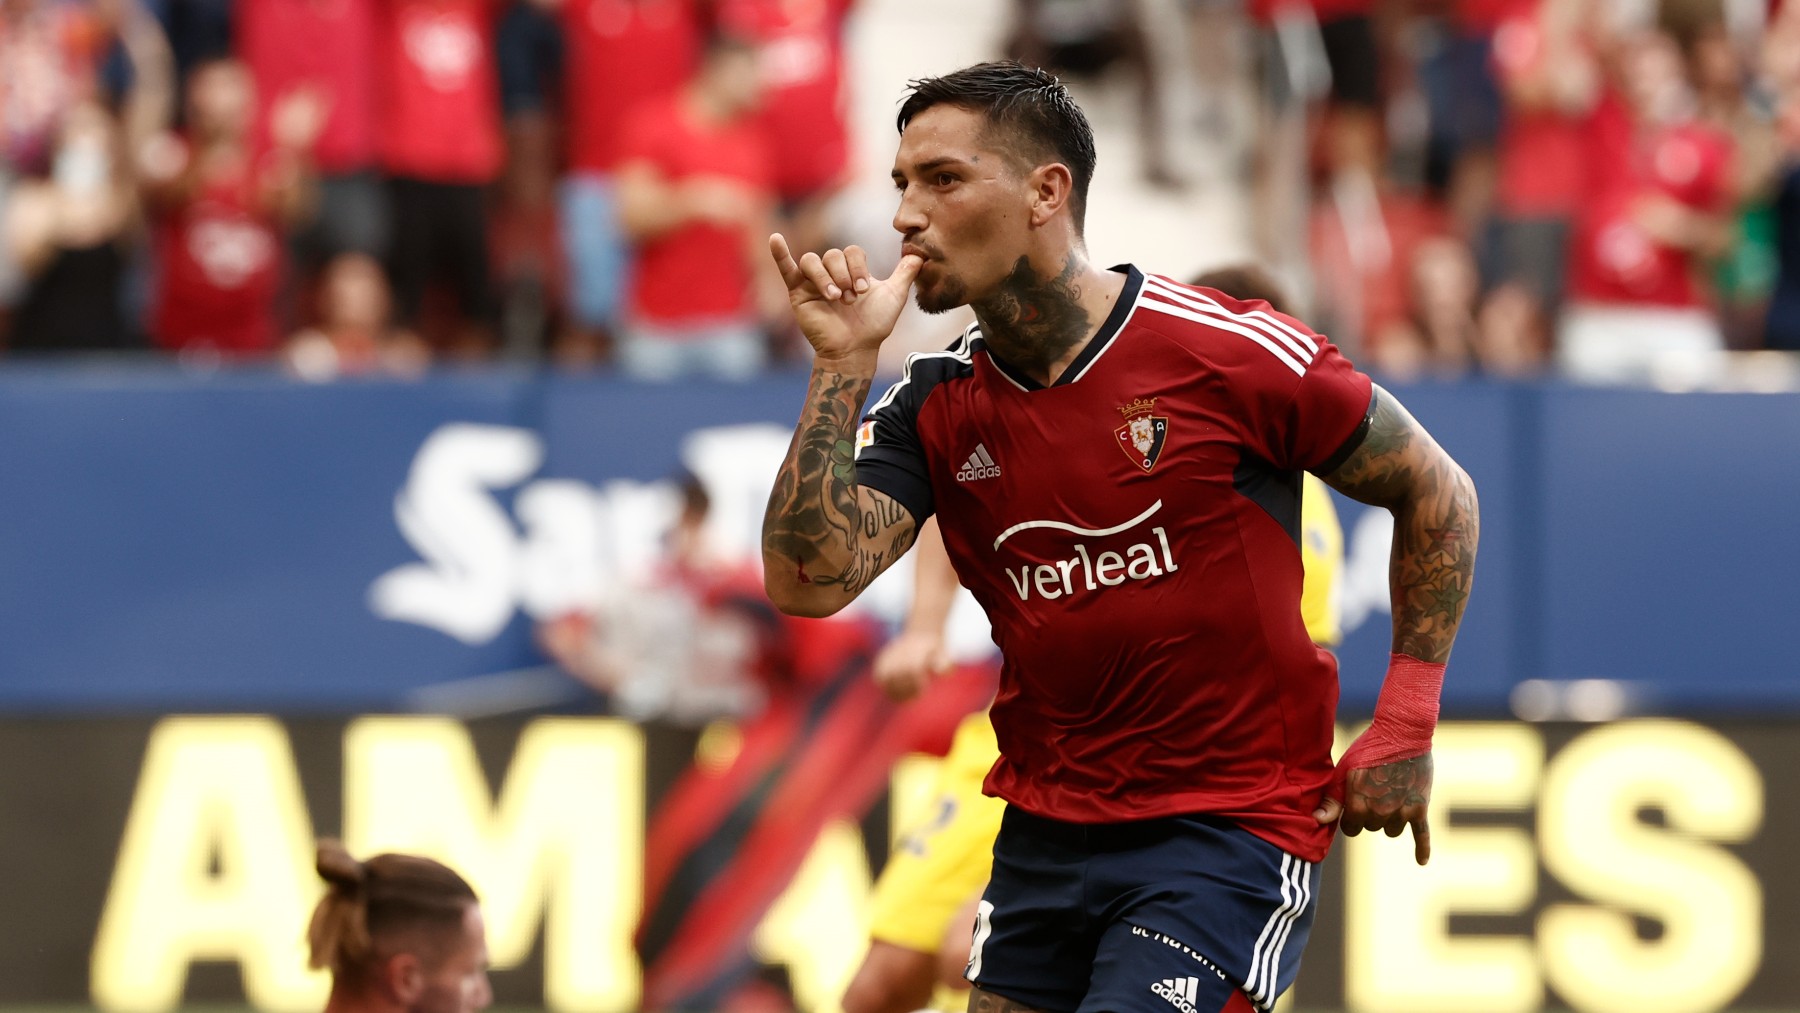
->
xmin=975 ymin=255 xmax=1092 ymax=383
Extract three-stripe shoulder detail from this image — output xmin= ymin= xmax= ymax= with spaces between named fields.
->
xmin=1137 ymin=275 xmax=1319 ymax=378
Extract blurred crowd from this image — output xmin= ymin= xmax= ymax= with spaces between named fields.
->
xmin=1230 ymin=0 xmax=1800 ymax=384
xmin=0 ymin=0 xmax=1796 ymax=384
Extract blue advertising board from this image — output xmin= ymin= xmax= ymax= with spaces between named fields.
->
xmin=0 ymin=366 xmax=1788 ymax=714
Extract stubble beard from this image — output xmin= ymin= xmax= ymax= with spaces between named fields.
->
xmin=913 ymin=271 xmax=970 ymax=315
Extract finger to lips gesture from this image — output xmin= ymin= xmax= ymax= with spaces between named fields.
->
xmin=769 ymin=233 xmax=923 ymax=361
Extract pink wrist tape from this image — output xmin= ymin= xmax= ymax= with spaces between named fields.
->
xmin=1338 ymin=653 xmax=1445 ymax=769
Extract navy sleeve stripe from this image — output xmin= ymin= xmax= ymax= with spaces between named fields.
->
xmin=1314 ymin=385 xmax=1379 ymax=476
xmin=865 ymin=324 xmax=977 ymax=419
xmin=854 ymin=327 xmax=979 ymax=526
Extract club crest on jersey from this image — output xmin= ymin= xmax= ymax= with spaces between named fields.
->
xmin=1115 ymin=397 xmax=1168 ymax=472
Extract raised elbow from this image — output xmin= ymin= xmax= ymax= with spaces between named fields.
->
xmin=762 ymin=571 xmax=847 ymax=620
xmin=772 ymin=594 xmax=843 ymax=620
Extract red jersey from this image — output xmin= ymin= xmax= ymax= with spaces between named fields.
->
xmin=1491 ymin=14 xmax=1591 ymax=218
xmin=716 ymin=0 xmax=852 ymax=200
xmin=1455 ymin=0 xmax=1523 ymax=31
xmin=563 ymin=0 xmax=700 ymax=175
xmin=855 ymin=268 xmax=1375 ymax=861
xmin=378 ymin=0 xmax=503 ymax=182
xmin=1568 ymin=112 xmax=1734 ymax=307
xmin=618 ymin=96 xmax=772 ymax=325
xmin=150 ymin=143 xmax=283 ymax=355
xmin=238 ymin=0 xmax=379 ymax=173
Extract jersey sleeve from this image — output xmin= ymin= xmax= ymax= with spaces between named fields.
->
xmin=853 ymin=371 xmax=936 ymax=527
xmin=851 ymin=338 xmax=971 ymax=527
xmin=1220 ymin=302 xmax=1376 ymax=474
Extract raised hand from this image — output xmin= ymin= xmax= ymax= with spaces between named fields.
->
xmin=769 ymin=233 xmax=922 ymax=364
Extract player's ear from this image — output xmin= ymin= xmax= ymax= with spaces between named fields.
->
xmin=382 ymin=951 xmax=426 ymax=1004
xmin=1028 ymin=162 xmax=1074 ymax=227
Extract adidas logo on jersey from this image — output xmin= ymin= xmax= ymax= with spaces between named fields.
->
xmin=1151 ymin=976 xmax=1202 ymax=1013
xmin=956 ymin=444 xmax=1001 ymax=482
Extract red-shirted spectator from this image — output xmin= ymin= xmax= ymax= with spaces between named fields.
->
xmin=238 ymin=0 xmax=390 ymax=267
xmin=615 ymin=31 xmax=780 ymax=379
xmin=1561 ymin=29 xmax=1735 ymax=383
xmin=548 ymin=0 xmax=701 ymax=359
xmin=537 ymin=472 xmax=770 ymax=723
xmin=1489 ymin=0 xmax=1601 ymax=311
xmin=717 ymin=0 xmax=856 ymax=254
xmin=139 ymin=58 xmax=321 ymax=357
xmin=377 ymin=0 xmax=503 ymax=355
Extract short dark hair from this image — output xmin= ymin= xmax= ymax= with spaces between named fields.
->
xmin=896 ymin=61 xmax=1097 ymax=232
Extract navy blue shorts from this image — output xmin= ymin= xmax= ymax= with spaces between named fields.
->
xmin=966 ymin=806 xmax=1321 ymax=1013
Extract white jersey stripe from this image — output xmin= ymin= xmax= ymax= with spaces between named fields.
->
xmin=1143 ymin=276 xmax=1318 ymax=362
xmin=1144 ymin=276 xmax=1314 ymax=362
xmin=1249 ymin=855 xmax=1303 ymax=1006
xmin=977 ymin=445 xmax=997 ymax=468
xmin=1257 ymin=860 xmax=1311 ymax=1008
xmin=1139 ymin=297 xmax=1308 ymax=377
xmin=865 ymin=325 xmax=976 ymax=419
xmin=1271 ymin=859 xmax=1310 ymax=1005
xmin=1249 ymin=857 xmax=1309 ymax=1007
xmin=1144 ymin=274 xmax=1321 ymax=356
xmin=1246 ymin=853 xmax=1294 ymax=1006
xmin=1263 ymin=861 xmax=1312 ymax=1007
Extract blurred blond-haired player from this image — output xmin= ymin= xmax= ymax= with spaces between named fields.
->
xmin=308 ymin=839 xmax=492 ymax=1013
xmin=841 ymin=264 xmax=1346 ymax=1013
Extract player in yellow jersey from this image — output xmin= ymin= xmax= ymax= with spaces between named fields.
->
xmin=841 ymin=264 xmax=1346 ymax=1013
xmin=845 ymin=517 xmax=1006 ymax=1013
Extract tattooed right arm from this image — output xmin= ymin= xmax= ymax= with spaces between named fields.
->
xmin=762 ymin=361 xmax=918 ymax=617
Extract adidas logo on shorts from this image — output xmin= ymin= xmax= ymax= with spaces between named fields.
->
xmin=956 ymin=443 xmax=1001 ymax=482
xmin=1151 ymin=976 xmax=1202 ymax=1013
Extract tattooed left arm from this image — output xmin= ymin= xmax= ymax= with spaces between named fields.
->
xmin=760 ymin=360 xmax=919 ymax=618
xmin=1314 ymin=385 xmax=1478 ymax=864
xmin=1321 ymin=384 xmax=1479 ymax=665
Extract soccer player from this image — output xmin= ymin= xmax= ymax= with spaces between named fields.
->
xmin=307 ymin=839 xmax=492 ymax=1013
xmin=762 ymin=62 xmax=1478 ymax=1013
xmin=845 ymin=265 xmax=1348 ymax=1013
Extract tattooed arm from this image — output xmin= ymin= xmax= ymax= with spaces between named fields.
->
xmin=761 ymin=235 xmax=925 ymax=617
xmin=1314 ymin=384 xmax=1478 ymax=864
xmin=762 ymin=364 xmax=920 ymax=616
xmin=1320 ymin=384 xmax=1479 ymax=664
